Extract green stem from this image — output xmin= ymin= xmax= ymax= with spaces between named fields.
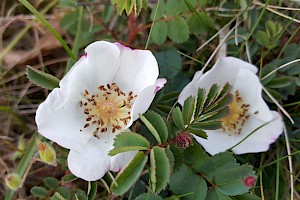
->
xmin=65 ymin=6 xmax=84 ymax=74
xmin=18 ymin=0 xmax=76 ymax=60
xmin=144 ymin=0 xmax=160 ymax=50
xmin=5 ymin=134 xmax=42 ymax=200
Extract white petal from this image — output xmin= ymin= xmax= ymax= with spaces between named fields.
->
xmin=178 ymin=71 xmax=203 ymax=105
xmin=60 ymin=41 xmax=121 ymax=93
xmin=233 ymin=69 xmax=273 ymax=121
xmin=36 ymin=88 xmax=91 ymax=152
xmin=113 ymin=44 xmax=159 ymax=94
xmin=178 ymin=57 xmax=257 ymax=105
xmin=194 ymin=57 xmax=257 ymax=89
xmin=219 ymin=57 xmax=258 ymax=73
xmin=110 ymin=150 xmax=137 ymax=172
xmin=67 ymin=133 xmax=114 ymax=181
xmin=232 ymin=111 xmax=283 ymax=154
xmin=131 ymin=78 xmax=167 ymax=121
xmin=193 ymin=131 xmax=236 ymax=155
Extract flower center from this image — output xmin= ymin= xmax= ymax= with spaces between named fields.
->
xmin=98 ymin=101 xmax=117 ymax=118
xmin=221 ymin=90 xmax=250 ymax=135
xmin=79 ymin=83 xmax=136 ymax=138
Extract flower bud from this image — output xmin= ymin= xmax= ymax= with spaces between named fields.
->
xmin=5 ymin=173 xmax=22 ymax=190
xmin=243 ymin=176 xmax=256 ymax=187
xmin=173 ymin=132 xmax=193 ymax=149
xmin=35 ymin=138 xmax=57 ymax=166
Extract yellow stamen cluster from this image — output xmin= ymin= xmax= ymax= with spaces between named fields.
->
xmin=221 ymin=90 xmax=250 ymax=135
xmin=80 ymin=83 xmax=136 ymax=138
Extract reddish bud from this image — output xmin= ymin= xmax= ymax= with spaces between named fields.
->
xmin=243 ymin=176 xmax=256 ymax=187
xmin=173 ymin=132 xmax=193 ymax=149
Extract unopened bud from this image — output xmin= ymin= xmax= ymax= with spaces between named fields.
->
xmin=243 ymin=176 xmax=256 ymax=187
xmin=173 ymin=132 xmax=193 ymax=149
xmin=35 ymin=138 xmax=57 ymax=166
xmin=5 ymin=173 xmax=22 ymax=190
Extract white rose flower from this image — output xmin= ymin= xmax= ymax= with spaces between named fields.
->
xmin=36 ymin=41 xmax=166 ymax=181
xmin=178 ymin=57 xmax=283 ymax=155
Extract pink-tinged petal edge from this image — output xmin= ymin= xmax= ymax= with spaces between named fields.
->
xmin=115 ymin=42 xmax=134 ymax=51
xmin=131 ymin=78 xmax=167 ymax=121
xmin=154 ymin=78 xmax=167 ymax=94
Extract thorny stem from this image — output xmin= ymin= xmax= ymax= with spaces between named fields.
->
xmin=127 ymin=12 xmax=136 ymax=45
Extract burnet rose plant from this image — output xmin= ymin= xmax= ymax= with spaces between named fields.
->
xmin=35 ymin=41 xmax=166 ymax=181
xmin=178 ymin=57 xmax=283 ymax=155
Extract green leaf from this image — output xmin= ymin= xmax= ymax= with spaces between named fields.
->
xmin=204 ymin=95 xmax=232 ymax=115
xmin=199 ymin=152 xmax=239 ymax=181
xmin=182 ymin=96 xmax=195 ymax=125
xmin=255 ymin=31 xmax=270 ymax=47
xmin=26 ymin=66 xmax=60 ymax=90
xmin=190 ymin=121 xmax=222 ymax=130
xmin=109 ymin=146 xmax=149 ymax=156
xmin=266 ymin=77 xmax=292 ymax=88
xmin=30 ymin=186 xmax=48 ymax=198
xmin=142 ymin=0 xmax=148 ymax=9
xmin=150 ymin=0 xmax=165 ymax=20
xmin=135 ymin=193 xmax=163 ymax=200
xmin=214 ymin=165 xmax=255 ymax=195
xmin=151 ymin=21 xmax=168 ymax=45
xmin=206 ymin=189 xmax=232 ymax=200
xmin=51 ymin=192 xmax=67 ymax=200
xmin=87 ymin=181 xmax=97 ymax=200
xmin=188 ymin=128 xmax=207 ymax=138
xmin=154 ymin=47 xmax=182 ymax=79
xmin=218 ymin=82 xmax=232 ymax=99
xmin=194 ymin=88 xmax=206 ymax=117
xmin=135 ymin=0 xmax=144 ymax=15
xmin=170 ymin=145 xmax=184 ymax=171
xmin=56 ymin=187 xmax=71 ymax=199
xmin=111 ymin=151 xmax=148 ymax=195
xmin=150 ymin=147 xmax=171 ymax=193
xmin=172 ymin=107 xmax=185 ymax=130
xmin=75 ymin=192 xmax=88 ymax=200
xmin=234 ymin=193 xmax=262 ymax=200
xmin=112 ymin=0 xmax=134 ymax=15
xmin=44 ymin=177 xmax=59 ymax=189
xmin=165 ymin=147 xmax=175 ymax=172
xmin=144 ymin=111 xmax=168 ymax=143
xmin=59 ymin=11 xmax=78 ymax=30
xmin=112 ymin=132 xmax=150 ymax=149
xmin=170 ymin=165 xmax=207 ymax=200
xmin=61 ymin=173 xmax=78 ymax=185
xmin=265 ymin=20 xmax=282 ymax=38
xmin=184 ymin=142 xmax=208 ymax=171
xmin=160 ymin=91 xmax=180 ymax=103
xmin=201 ymin=107 xmax=229 ymax=122
xmin=204 ymin=83 xmax=232 ymax=113
xmin=203 ymin=84 xmax=220 ymax=109
xmin=167 ymin=17 xmax=189 ymax=43
xmin=187 ymin=13 xmax=213 ymax=34
xmin=139 ymin=114 xmax=162 ymax=144
xmin=165 ymin=0 xmax=180 ymax=16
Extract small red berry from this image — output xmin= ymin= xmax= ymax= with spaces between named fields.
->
xmin=243 ymin=176 xmax=256 ymax=187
